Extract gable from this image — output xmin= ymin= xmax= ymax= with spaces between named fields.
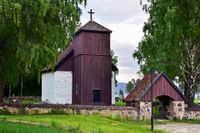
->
xmin=124 ymin=73 xmax=186 ymax=102
xmin=141 ymin=74 xmax=185 ymax=101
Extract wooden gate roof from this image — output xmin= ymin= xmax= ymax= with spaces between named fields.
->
xmin=124 ymin=72 xmax=186 ymax=102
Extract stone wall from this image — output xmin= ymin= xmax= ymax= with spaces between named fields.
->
xmin=166 ymin=101 xmax=185 ymax=120
xmin=183 ymin=105 xmax=200 ymax=119
xmin=0 ymin=104 xmax=138 ymax=120
xmin=137 ymin=101 xmax=189 ymax=120
xmin=136 ymin=101 xmax=151 ymax=120
xmin=1 ymin=103 xmax=200 ymax=120
xmin=183 ymin=111 xmax=200 ymax=119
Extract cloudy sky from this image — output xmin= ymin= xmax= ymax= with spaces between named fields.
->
xmin=80 ymin=0 xmax=148 ymax=83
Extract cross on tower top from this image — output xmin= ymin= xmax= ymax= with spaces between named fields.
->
xmin=88 ymin=9 xmax=95 ymax=21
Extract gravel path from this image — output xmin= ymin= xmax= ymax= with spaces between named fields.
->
xmin=156 ymin=123 xmax=200 ymax=133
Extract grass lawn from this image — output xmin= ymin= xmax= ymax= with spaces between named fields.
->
xmin=0 ymin=114 xmax=163 ymax=133
xmin=0 ymin=121 xmax=69 ymax=133
xmin=173 ymin=119 xmax=200 ymax=124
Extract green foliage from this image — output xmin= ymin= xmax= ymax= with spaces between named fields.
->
xmin=153 ymin=106 xmax=160 ymax=119
xmin=173 ymin=119 xmax=200 ymax=124
xmin=0 ymin=0 xmax=86 ymax=86
xmin=92 ymin=129 xmax=104 ymax=133
xmin=126 ymin=81 xmax=134 ymax=93
xmin=111 ymin=50 xmax=119 ymax=85
xmin=194 ymin=99 xmax=200 ymax=105
xmin=50 ymin=108 xmax=67 ymax=115
xmin=22 ymin=99 xmax=40 ymax=104
xmin=126 ymin=78 xmax=140 ymax=93
xmin=134 ymin=0 xmax=200 ymax=105
xmin=119 ymin=89 xmax=124 ymax=99
xmin=0 ymin=114 xmax=164 ymax=133
xmin=115 ymin=101 xmax=126 ymax=106
xmin=0 ymin=121 xmax=70 ymax=133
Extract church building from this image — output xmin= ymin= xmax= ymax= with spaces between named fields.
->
xmin=41 ymin=10 xmax=118 ymax=105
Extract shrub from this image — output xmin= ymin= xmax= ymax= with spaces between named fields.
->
xmin=50 ymin=108 xmax=66 ymax=115
xmin=115 ymin=101 xmax=126 ymax=107
xmin=153 ymin=106 xmax=160 ymax=119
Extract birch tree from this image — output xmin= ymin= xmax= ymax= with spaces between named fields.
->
xmin=134 ymin=0 xmax=200 ymax=106
xmin=0 ymin=0 xmax=86 ymax=104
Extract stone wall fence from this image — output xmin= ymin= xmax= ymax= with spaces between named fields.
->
xmin=183 ymin=105 xmax=200 ymax=119
xmin=1 ymin=103 xmax=200 ymax=120
xmin=0 ymin=104 xmax=138 ymax=120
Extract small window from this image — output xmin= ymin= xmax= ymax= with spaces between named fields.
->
xmin=93 ymin=90 xmax=101 ymax=104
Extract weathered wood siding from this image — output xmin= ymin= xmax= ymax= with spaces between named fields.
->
xmin=55 ymin=29 xmax=112 ymax=105
xmin=56 ymin=55 xmax=74 ymax=71
xmin=73 ymin=31 xmax=112 ymax=105
xmin=142 ymin=76 xmax=184 ymax=101
xmin=80 ymin=55 xmax=111 ymax=105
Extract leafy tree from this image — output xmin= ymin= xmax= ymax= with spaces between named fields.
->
xmin=126 ymin=81 xmax=134 ymax=93
xmin=119 ymin=89 xmax=124 ymax=99
xmin=0 ymin=0 xmax=87 ymax=104
xmin=134 ymin=0 xmax=200 ymax=106
xmin=126 ymin=78 xmax=140 ymax=93
xmin=111 ymin=50 xmax=118 ymax=85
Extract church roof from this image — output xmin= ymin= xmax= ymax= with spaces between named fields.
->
xmin=124 ymin=72 xmax=186 ymax=102
xmin=41 ymin=20 xmax=117 ymax=73
xmin=76 ymin=21 xmax=112 ymax=35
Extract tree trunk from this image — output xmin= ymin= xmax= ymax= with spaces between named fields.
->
xmin=0 ymin=80 xmax=4 ymax=105
xmin=182 ymin=39 xmax=199 ymax=107
xmin=20 ymin=70 xmax=24 ymax=105
xmin=184 ymin=71 xmax=196 ymax=107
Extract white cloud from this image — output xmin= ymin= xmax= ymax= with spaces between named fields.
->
xmin=80 ymin=0 xmax=148 ymax=83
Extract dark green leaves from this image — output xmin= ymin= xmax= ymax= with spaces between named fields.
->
xmin=0 ymin=0 xmax=86 ymax=86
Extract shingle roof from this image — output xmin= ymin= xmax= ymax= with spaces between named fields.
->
xmin=76 ymin=21 xmax=112 ymax=34
xmin=124 ymin=73 xmax=160 ymax=102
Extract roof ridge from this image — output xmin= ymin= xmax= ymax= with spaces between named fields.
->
xmin=75 ymin=21 xmax=112 ymax=35
xmin=137 ymin=73 xmax=162 ymax=100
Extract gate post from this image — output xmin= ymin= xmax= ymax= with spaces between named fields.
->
xmin=166 ymin=101 xmax=185 ymax=120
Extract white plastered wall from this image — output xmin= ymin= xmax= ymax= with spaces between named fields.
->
xmin=112 ymin=72 xmax=116 ymax=105
xmin=42 ymin=71 xmax=72 ymax=104
xmin=42 ymin=72 xmax=55 ymax=103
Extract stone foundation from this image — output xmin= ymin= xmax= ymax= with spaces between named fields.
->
xmin=136 ymin=101 xmax=151 ymax=120
xmin=166 ymin=101 xmax=185 ymax=120
xmin=0 ymin=105 xmax=138 ymax=120
xmin=1 ymin=103 xmax=200 ymax=120
xmin=183 ymin=111 xmax=200 ymax=119
xmin=137 ymin=101 xmax=188 ymax=120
